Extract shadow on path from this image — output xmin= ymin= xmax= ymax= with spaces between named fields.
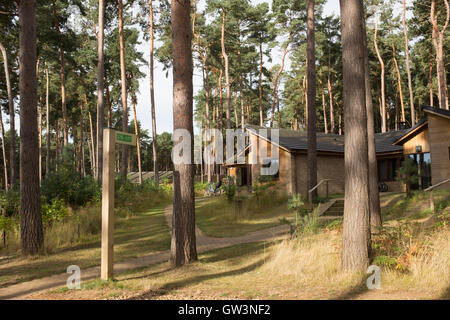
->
xmin=131 ymin=258 xmax=266 ymax=300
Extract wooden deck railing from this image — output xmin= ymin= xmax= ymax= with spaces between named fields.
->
xmin=308 ymin=179 xmax=331 ymax=209
xmin=424 ymin=178 xmax=450 ymax=213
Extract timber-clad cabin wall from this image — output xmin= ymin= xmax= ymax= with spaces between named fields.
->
xmin=428 ymin=114 xmax=450 ymax=187
xmin=403 ymin=127 xmax=430 ymax=155
xmin=393 ymin=106 xmax=450 ymax=190
xmin=226 ymin=126 xmax=408 ymax=196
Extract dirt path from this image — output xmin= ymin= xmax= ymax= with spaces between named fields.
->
xmin=0 ymin=204 xmax=289 ymax=300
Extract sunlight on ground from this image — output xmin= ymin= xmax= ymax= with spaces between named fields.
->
xmin=0 ymin=203 xmax=171 ymax=288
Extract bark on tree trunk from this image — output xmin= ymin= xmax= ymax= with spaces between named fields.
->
xmin=106 ymin=76 xmax=112 ymax=128
xmin=38 ymin=96 xmax=42 ymax=183
xmin=270 ymin=36 xmax=291 ymax=128
xmin=170 ymin=0 xmax=197 ymax=267
xmin=306 ymin=0 xmax=317 ymax=199
xmin=340 ymin=0 xmax=371 ymax=271
xmin=363 ymin=17 xmax=382 ymax=228
xmin=392 ymin=43 xmax=405 ymax=123
xmin=328 ymin=73 xmax=335 ymax=134
xmin=19 ymin=0 xmax=43 ymax=255
xmin=218 ymin=69 xmax=223 ymax=131
xmin=0 ymin=43 xmax=11 ymax=190
xmin=131 ymin=94 xmax=142 ymax=184
xmin=0 ymin=42 xmax=16 ymax=189
xmin=0 ymin=103 xmax=8 ymax=190
xmin=118 ymin=0 xmax=128 ymax=178
xmin=221 ymin=9 xmax=231 ymax=130
xmin=89 ymin=111 xmax=96 ymax=176
xmin=97 ymin=0 xmax=105 ymax=181
xmin=79 ymin=104 xmax=86 ymax=177
xmin=149 ymin=0 xmax=159 ymax=184
xmin=402 ymin=0 xmax=415 ymax=125
xmin=322 ymin=87 xmax=328 ymax=133
xmin=55 ymin=119 xmax=59 ymax=169
xmin=45 ymin=66 xmax=50 ymax=176
xmin=52 ymin=0 xmax=68 ymax=146
xmin=374 ymin=13 xmax=386 ymax=132
xmin=429 ymin=59 xmax=434 ymax=106
xmin=431 ymin=0 xmax=449 ymax=110
xmin=258 ymin=43 xmax=264 ymax=126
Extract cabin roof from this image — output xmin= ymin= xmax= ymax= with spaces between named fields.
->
xmin=245 ymin=124 xmax=406 ymax=154
xmin=422 ymin=105 xmax=450 ymax=119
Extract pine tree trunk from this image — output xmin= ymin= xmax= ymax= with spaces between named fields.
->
xmin=0 ymin=106 xmax=8 ymax=190
xmin=340 ymin=0 xmax=371 ymax=271
xmin=429 ymin=59 xmax=434 ymax=106
xmin=0 ymin=42 xmax=16 ymax=189
xmin=52 ymin=0 xmax=68 ymax=146
xmin=170 ymin=0 xmax=197 ymax=267
xmin=89 ymin=111 xmax=96 ymax=176
xmin=374 ymin=13 xmax=386 ymax=132
xmin=97 ymin=0 xmax=105 ymax=181
xmin=221 ymin=9 xmax=232 ymax=130
xmin=38 ymin=96 xmax=42 ymax=183
xmin=402 ymin=0 xmax=415 ymax=125
xmin=270 ymin=38 xmax=290 ymax=128
xmin=55 ymin=119 xmax=59 ymax=169
xmin=431 ymin=0 xmax=449 ymax=110
xmin=328 ymin=79 xmax=335 ymax=134
xmin=79 ymin=104 xmax=86 ymax=177
xmin=363 ymin=17 xmax=382 ymax=228
xmin=149 ymin=0 xmax=159 ymax=184
xmin=19 ymin=0 xmax=43 ymax=255
xmin=105 ymin=76 xmax=112 ymax=127
xmin=0 ymin=42 xmax=11 ymax=190
xmin=46 ymin=67 xmax=50 ymax=176
xmin=322 ymin=88 xmax=328 ymax=133
xmin=218 ymin=69 xmax=223 ymax=131
xmin=392 ymin=43 xmax=405 ymax=122
xmin=327 ymin=52 xmax=335 ymax=133
xmin=131 ymin=95 xmax=142 ymax=184
xmin=258 ymin=43 xmax=264 ymax=126
xmin=118 ymin=0 xmax=128 ymax=178
xmin=306 ymin=0 xmax=317 ymax=199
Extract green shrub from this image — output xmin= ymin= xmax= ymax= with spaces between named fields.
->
xmin=0 ymin=190 xmax=20 ymax=217
xmin=42 ymin=198 xmax=69 ymax=225
xmin=396 ymin=158 xmax=419 ymax=196
xmin=41 ymin=164 xmax=100 ymax=207
xmin=223 ymin=183 xmax=236 ymax=202
xmin=194 ymin=182 xmax=209 ymax=197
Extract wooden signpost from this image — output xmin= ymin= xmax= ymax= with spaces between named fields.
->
xmin=101 ymin=128 xmax=137 ymax=280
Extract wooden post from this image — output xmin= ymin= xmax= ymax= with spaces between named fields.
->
xmin=101 ymin=128 xmax=115 ymax=280
xmin=326 ymin=180 xmax=329 ymax=201
xmin=308 ymin=191 xmax=312 ymax=210
xmin=429 ymin=190 xmax=435 ymax=213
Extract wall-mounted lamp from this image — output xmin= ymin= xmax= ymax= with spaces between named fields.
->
xmin=416 ymin=145 xmax=422 ymax=153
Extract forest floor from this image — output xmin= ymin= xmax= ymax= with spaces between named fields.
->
xmin=1 ymin=191 xmax=449 ymax=300
xmin=0 ymin=203 xmax=171 ymax=290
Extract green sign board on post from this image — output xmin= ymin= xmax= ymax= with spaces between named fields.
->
xmin=101 ymin=128 xmax=138 ymax=281
xmin=115 ymin=131 xmax=137 ymax=146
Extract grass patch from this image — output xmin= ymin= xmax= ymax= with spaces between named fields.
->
xmin=0 ymin=201 xmax=171 ymax=288
xmin=383 ymin=189 xmax=450 ymax=220
xmin=195 ymin=192 xmax=291 ymax=237
xmin=28 ymin=223 xmax=449 ymax=300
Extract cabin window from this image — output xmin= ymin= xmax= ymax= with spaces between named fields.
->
xmin=407 ymin=153 xmax=432 ymax=189
xmin=261 ymin=159 xmax=279 ymax=181
xmin=377 ymin=158 xmax=401 ymax=182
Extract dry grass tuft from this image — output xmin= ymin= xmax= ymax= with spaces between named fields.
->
xmin=263 ymin=231 xmax=362 ymax=290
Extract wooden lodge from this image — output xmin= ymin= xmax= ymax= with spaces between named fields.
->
xmin=226 ymin=106 xmax=450 ymax=197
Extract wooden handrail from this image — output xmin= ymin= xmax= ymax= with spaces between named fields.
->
xmin=424 ymin=178 xmax=450 ymax=192
xmin=308 ymin=179 xmax=331 ymax=208
xmin=423 ymin=178 xmax=450 ymax=213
